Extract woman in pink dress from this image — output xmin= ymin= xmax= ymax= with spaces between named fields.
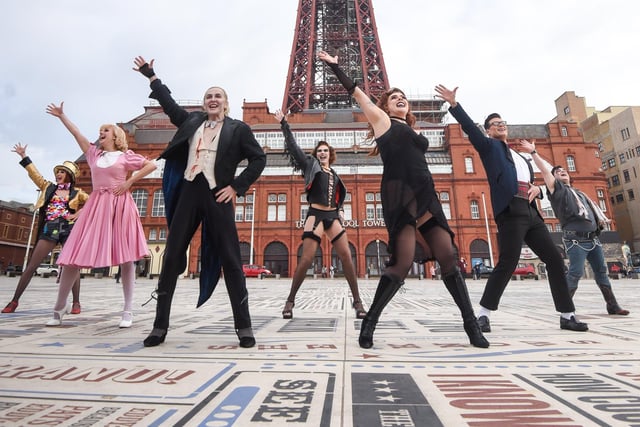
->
xmin=45 ymin=102 xmax=157 ymax=328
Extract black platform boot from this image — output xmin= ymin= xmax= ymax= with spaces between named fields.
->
xmin=597 ymin=284 xmax=629 ymax=315
xmin=359 ymin=274 xmax=403 ymax=349
xmin=442 ymin=267 xmax=490 ymax=348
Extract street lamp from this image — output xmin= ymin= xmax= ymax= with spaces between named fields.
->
xmin=249 ymin=188 xmax=256 ymax=265
xmin=23 ymin=189 xmax=41 ymax=271
xmin=481 ymin=192 xmax=495 ymax=266
xmin=375 ymin=238 xmax=381 ymax=275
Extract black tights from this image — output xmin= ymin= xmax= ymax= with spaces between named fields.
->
xmin=385 ymin=223 xmax=457 ymax=279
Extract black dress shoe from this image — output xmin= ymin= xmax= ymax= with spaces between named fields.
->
xmin=143 ymin=329 xmax=167 ymax=347
xmin=477 ymin=315 xmax=491 ymax=333
xmin=239 ymin=336 xmax=256 ymax=348
xmin=560 ymin=316 xmax=588 ymax=331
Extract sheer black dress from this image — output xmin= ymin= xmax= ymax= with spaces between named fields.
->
xmin=376 ymin=120 xmax=454 ymax=264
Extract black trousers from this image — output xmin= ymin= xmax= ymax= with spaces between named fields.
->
xmin=480 ymin=197 xmax=575 ymax=313
xmin=153 ymin=174 xmax=252 ymax=331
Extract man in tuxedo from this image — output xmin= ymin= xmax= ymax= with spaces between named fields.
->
xmin=435 ymin=84 xmax=588 ymax=333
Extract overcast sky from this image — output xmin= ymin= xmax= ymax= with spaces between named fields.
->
xmin=2 ymin=0 xmax=638 ymax=204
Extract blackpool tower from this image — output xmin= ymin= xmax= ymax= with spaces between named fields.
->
xmin=282 ymin=0 xmax=390 ymax=114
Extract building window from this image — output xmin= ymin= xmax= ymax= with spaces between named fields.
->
xmin=566 ymin=155 xmax=576 ymax=172
xmin=608 ymin=158 xmax=616 ymax=168
xmin=151 ymin=190 xmax=165 ymax=217
xmin=365 ymin=192 xmax=383 ymax=220
xmin=555 ymin=223 xmax=562 ymax=232
xmin=615 ymin=193 xmax=624 ymax=203
xmin=623 ymin=169 xmax=631 ymax=183
xmin=439 ymin=191 xmax=451 ymax=220
xmin=563 ymin=106 xmax=570 ymax=115
xmin=561 ymin=126 xmax=568 ymax=137
xmin=235 ymin=193 xmax=254 ymax=222
xmin=545 ymin=223 xmax=553 ymax=232
xmin=622 ymin=127 xmax=631 ymax=141
xmin=267 ymin=193 xmax=287 ymax=221
xmin=159 ymin=228 xmax=167 ymax=240
xmin=611 ymin=175 xmax=620 ymax=186
xmin=541 ymin=205 xmax=555 ymax=219
xmin=619 ymin=153 xmax=626 ymax=164
xmin=131 ymin=189 xmax=149 ymax=217
xmin=149 ymin=228 xmax=157 ymax=241
xmin=464 ymin=157 xmax=474 ymax=173
xmin=597 ymin=189 xmax=607 ymax=212
xmin=342 ymin=192 xmax=352 ymax=220
xmin=470 ymin=200 xmax=480 ymax=219
xmin=628 ymin=189 xmax=635 ymax=201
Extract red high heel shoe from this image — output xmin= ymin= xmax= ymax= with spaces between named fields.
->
xmin=2 ymin=300 xmax=18 ymax=313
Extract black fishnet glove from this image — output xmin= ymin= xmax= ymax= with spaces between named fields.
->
xmin=327 ymin=62 xmax=357 ymax=95
xmin=138 ymin=63 xmax=155 ymax=78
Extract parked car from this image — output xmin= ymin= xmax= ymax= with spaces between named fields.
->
xmin=473 ymin=264 xmax=494 ymax=278
xmin=242 ymin=264 xmax=272 ymax=278
xmin=512 ymin=263 xmax=537 ymax=279
xmin=5 ymin=264 xmax=23 ymax=275
xmin=36 ymin=264 xmax=59 ymax=276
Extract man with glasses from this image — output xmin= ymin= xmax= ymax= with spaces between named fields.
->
xmin=434 ymin=84 xmax=589 ymax=332
xmin=519 ymin=141 xmax=629 ymax=316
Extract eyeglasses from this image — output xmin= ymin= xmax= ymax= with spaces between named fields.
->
xmin=490 ymin=120 xmax=507 ymax=127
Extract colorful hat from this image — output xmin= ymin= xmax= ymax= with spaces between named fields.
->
xmin=53 ymin=161 xmax=80 ymax=182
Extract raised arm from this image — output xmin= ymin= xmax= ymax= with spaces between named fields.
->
xmin=133 ymin=56 xmax=158 ymax=83
xmin=317 ymin=50 xmax=390 ymax=136
xmin=46 ymin=102 xmax=92 ymax=154
xmin=274 ymin=109 xmax=307 ymax=169
xmin=519 ymin=139 xmax=556 ymax=193
xmin=11 ymin=142 xmax=27 ymax=159
xmin=133 ymin=56 xmax=188 ymax=127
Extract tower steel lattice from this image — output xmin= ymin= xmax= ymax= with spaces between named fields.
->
xmin=282 ymin=0 xmax=390 ymax=114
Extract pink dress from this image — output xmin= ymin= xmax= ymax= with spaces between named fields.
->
xmin=57 ymin=145 xmax=149 ymax=268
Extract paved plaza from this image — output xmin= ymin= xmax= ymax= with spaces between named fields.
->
xmin=0 ymin=273 xmax=638 ymax=426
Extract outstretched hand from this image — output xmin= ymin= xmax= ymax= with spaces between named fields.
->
xmin=133 ymin=56 xmax=155 ymax=78
xmin=12 ymin=142 xmax=27 ymax=158
xmin=274 ymin=109 xmax=286 ymax=122
xmin=434 ymin=84 xmax=458 ymax=106
xmin=317 ymin=50 xmax=338 ymax=64
xmin=46 ymin=102 xmax=65 ymax=118
xmin=519 ymin=139 xmax=536 ymax=154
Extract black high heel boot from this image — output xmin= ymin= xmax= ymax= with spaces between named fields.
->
xmin=359 ymin=274 xmax=404 ymax=349
xmin=442 ymin=267 xmax=490 ymax=348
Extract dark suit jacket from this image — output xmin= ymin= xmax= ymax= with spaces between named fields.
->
xmin=449 ymin=104 xmax=538 ymax=219
xmin=149 ymin=79 xmax=266 ymax=306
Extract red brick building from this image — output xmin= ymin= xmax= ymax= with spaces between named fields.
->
xmin=0 ymin=200 xmax=39 ymax=274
